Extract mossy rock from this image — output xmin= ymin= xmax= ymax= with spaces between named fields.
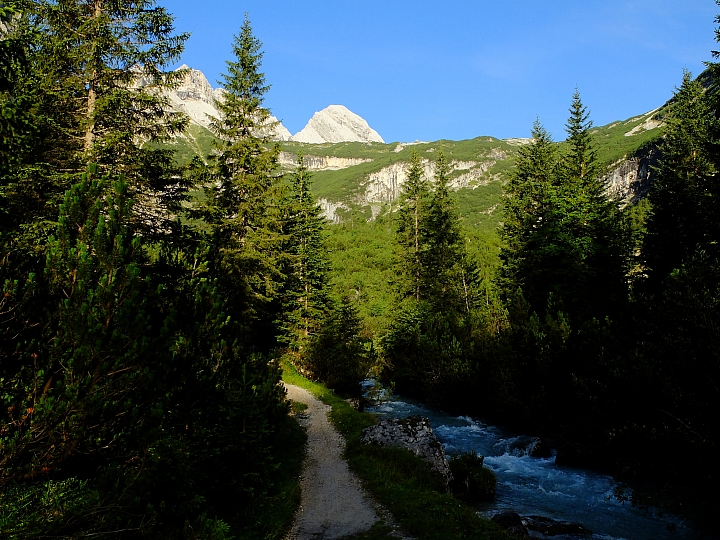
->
xmin=449 ymin=451 xmax=496 ymax=502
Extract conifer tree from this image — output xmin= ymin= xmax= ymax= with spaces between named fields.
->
xmin=203 ymin=14 xmax=284 ymax=338
xmin=2 ymin=0 xmax=189 ymax=255
xmin=0 ymin=168 xmax=158 ymax=485
xmin=555 ymin=91 xmax=628 ymax=318
xmin=280 ymin=152 xmax=330 ymax=360
xmin=27 ymin=0 xmax=188 ymax=169
xmin=422 ymin=150 xmax=465 ymax=310
xmin=0 ymin=1 xmax=35 ymax=176
xmin=643 ymin=71 xmax=717 ymax=285
xmin=501 ymin=93 xmax=628 ymax=320
xmin=306 ymin=297 xmax=374 ymax=394
xmin=562 ymin=90 xmax=601 ymax=183
xmin=395 ymin=150 xmax=430 ymax=301
xmin=499 ymin=119 xmax=558 ymax=306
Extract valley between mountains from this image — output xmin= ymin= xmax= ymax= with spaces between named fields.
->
xmin=5 ymin=3 xmax=718 ymax=537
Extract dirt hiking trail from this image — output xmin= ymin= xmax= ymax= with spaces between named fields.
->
xmin=284 ymin=383 xmax=409 ymax=540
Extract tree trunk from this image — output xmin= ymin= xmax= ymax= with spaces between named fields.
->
xmin=84 ymin=0 xmax=103 ymax=154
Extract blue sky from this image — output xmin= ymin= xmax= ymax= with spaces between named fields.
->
xmin=169 ymin=1 xmax=718 ymax=143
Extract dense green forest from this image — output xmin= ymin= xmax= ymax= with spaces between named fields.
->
xmin=1 ymin=0 xmax=720 ymax=537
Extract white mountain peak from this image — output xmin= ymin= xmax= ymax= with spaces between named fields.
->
xmin=292 ymin=105 xmax=384 ymax=144
xmin=150 ymin=67 xmax=381 ymax=144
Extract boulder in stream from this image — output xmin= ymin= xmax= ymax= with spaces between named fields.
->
xmin=360 ymin=415 xmax=453 ymax=486
xmin=509 ymin=435 xmax=553 ymax=458
xmin=522 ymin=515 xmax=592 ymax=536
xmin=492 ymin=512 xmax=591 ymax=538
xmin=491 ymin=512 xmax=529 ymax=537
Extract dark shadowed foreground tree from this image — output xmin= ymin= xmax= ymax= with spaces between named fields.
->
xmin=643 ymin=71 xmax=717 ymax=285
xmin=618 ymin=68 xmax=720 ymax=518
xmin=0 ymin=166 xmax=288 ymax=537
xmin=0 ymin=8 xmax=292 ymax=537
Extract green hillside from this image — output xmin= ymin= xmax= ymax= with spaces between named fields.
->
xmin=169 ymin=108 xmax=663 ymax=233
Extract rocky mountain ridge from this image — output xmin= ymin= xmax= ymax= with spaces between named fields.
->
xmin=163 ymin=66 xmax=382 ymax=144
xmin=277 ymin=108 xmax=664 ymax=225
xmin=159 ymin=66 xmax=666 ymax=229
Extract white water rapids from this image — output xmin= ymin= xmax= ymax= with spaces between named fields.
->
xmin=362 ymin=381 xmax=709 ymax=540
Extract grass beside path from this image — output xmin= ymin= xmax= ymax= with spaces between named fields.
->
xmin=281 ymin=361 xmax=510 ymax=540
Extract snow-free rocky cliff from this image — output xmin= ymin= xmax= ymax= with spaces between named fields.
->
xmin=164 ymin=65 xmax=291 ymax=140
xmin=292 ymin=105 xmax=385 ymax=144
xmin=159 ymin=67 xmax=383 ymax=144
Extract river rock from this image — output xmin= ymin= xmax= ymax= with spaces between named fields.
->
xmin=509 ymin=435 xmax=553 ymax=458
xmin=360 ymin=415 xmax=452 ymax=485
xmin=491 ymin=512 xmax=529 ymax=537
xmin=522 ymin=515 xmax=592 ymax=537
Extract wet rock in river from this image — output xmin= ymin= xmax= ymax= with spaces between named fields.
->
xmin=360 ymin=415 xmax=452 ymax=486
xmin=491 ymin=512 xmax=529 ymax=537
xmin=492 ymin=512 xmax=591 ymax=538
xmin=522 ymin=515 xmax=592 ymax=536
xmin=509 ymin=435 xmax=553 ymax=458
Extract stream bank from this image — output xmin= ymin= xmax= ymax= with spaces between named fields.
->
xmin=364 ymin=382 xmax=710 ymax=540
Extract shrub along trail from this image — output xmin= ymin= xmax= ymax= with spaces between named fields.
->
xmin=285 ymin=383 xmax=380 ymax=539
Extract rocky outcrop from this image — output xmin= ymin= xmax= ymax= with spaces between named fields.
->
xmin=523 ymin=516 xmax=592 ymax=537
xmin=491 ymin=512 xmax=592 ymax=538
xmin=491 ymin=512 xmax=529 ymax=538
xmin=147 ymin=65 xmax=292 ymax=139
xmin=292 ymin=105 xmax=384 ymax=144
xmin=624 ymin=114 xmax=662 ymax=137
xmin=278 ymin=152 xmax=372 ymax=170
xmin=602 ymin=143 xmax=660 ymax=203
xmin=508 ymin=436 xmax=552 ymax=458
xmin=504 ymin=138 xmax=533 ymax=146
xmin=253 ymin=115 xmax=293 ymax=141
xmin=317 ymin=198 xmax=349 ymax=224
xmin=359 ymin=155 xmax=500 ymax=205
xmin=360 ymin=416 xmax=453 ymax=486
xmin=361 ymin=161 xmax=433 ymax=204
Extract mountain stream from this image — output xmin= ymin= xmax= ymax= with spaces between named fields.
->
xmin=362 ymin=381 xmax=708 ymax=540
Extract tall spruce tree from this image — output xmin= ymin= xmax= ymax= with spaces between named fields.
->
xmin=280 ymin=152 xmax=330 ymax=361
xmin=422 ymin=150 xmax=466 ymax=310
xmin=643 ymin=71 xmax=717 ymax=285
xmin=26 ymin=0 xmax=188 ymax=170
xmin=499 ymin=119 xmax=558 ymax=306
xmin=501 ymin=92 xmax=628 ymax=321
xmin=395 ymin=149 xmax=430 ymax=301
xmin=202 ymin=14 xmax=284 ymax=341
xmin=2 ymin=0 xmax=190 ymax=261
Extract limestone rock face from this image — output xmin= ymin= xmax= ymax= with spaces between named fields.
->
xmin=360 ymin=416 xmax=452 ymax=486
xmin=317 ymin=198 xmax=349 ymax=224
xmin=292 ymin=105 xmax=384 ymax=144
xmin=162 ymin=65 xmax=292 ymax=139
xmin=602 ymin=143 xmax=660 ymax=203
xmin=359 ymin=154 xmax=502 ymax=205
xmin=278 ymin=152 xmax=371 ymax=170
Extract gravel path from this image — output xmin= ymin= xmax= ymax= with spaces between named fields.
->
xmin=284 ymin=383 xmax=379 ymax=539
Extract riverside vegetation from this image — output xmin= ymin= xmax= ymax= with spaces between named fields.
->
xmin=1 ymin=0 xmax=720 ymax=538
